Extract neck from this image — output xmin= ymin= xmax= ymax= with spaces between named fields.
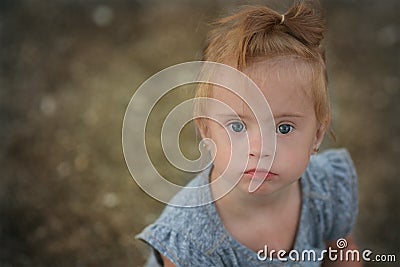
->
xmin=212 ymin=178 xmax=301 ymax=219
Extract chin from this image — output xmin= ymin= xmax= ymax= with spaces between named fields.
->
xmin=237 ymin=180 xmax=277 ymax=195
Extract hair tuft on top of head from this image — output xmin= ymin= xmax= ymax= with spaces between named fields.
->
xmin=283 ymin=1 xmax=325 ymax=47
xmin=203 ymin=1 xmax=325 ymax=69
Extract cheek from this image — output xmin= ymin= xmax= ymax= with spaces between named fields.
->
xmin=209 ymin=126 xmax=249 ymax=171
xmin=275 ymin=145 xmax=309 ymax=178
xmin=275 ymin=135 xmax=314 ymax=162
xmin=209 ymin=123 xmax=229 ymax=147
xmin=208 ymin=124 xmax=230 ymax=158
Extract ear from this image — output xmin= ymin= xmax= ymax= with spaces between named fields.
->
xmin=195 ymin=118 xmax=209 ymax=139
xmin=312 ymin=123 xmax=326 ymax=154
xmin=196 ymin=119 xmax=213 ymax=152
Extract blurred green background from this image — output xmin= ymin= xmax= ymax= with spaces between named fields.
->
xmin=0 ymin=0 xmax=399 ymax=266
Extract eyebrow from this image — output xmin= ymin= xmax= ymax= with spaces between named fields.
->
xmin=274 ymin=113 xmax=304 ymax=119
xmin=213 ymin=113 xmax=251 ymax=119
xmin=213 ymin=112 xmax=304 ymax=120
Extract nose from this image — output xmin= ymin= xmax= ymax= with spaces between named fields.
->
xmin=248 ymin=129 xmax=274 ymax=158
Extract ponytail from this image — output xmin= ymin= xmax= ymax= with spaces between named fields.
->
xmin=282 ymin=2 xmax=325 ymax=47
xmin=204 ymin=1 xmax=326 ymax=68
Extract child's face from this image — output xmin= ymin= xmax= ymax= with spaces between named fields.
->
xmin=200 ymin=59 xmax=325 ymax=195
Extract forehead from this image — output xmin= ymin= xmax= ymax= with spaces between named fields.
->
xmin=244 ymin=57 xmax=314 ymax=97
xmin=208 ymin=58 xmax=315 ymax=117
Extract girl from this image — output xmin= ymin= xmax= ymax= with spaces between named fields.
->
xmin=138 ymin=2 xmax=360 ymax=266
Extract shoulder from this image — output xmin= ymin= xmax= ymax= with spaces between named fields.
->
xmin=136 ymin=169 xmax=224 ymax=266
xmin=303 ymin=148 xmax=358 ymax=241
xmin=304 ymin=148 xmax=357 ymax=197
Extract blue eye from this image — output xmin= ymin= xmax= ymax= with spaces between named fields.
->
xmin=229 ymin=122 xmax=246 ymax=133
xmin=277 ymin=124 xmax=293 ymax=134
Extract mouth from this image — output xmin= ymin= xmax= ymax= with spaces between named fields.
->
xmin=243 ymin=169 xmax=277 ymax=180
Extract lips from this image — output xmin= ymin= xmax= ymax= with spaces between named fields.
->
xmin=244 ymin=169 xmax=277 ymax=180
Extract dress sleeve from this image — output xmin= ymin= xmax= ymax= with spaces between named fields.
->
xmin=136 ymin=224 xmax=213 ymax=267
xmin=323 ymin=149 xmax=359 ymax=241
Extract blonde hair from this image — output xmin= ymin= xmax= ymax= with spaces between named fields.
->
xmin=194 ymin=2 xmax=331 ymax=134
